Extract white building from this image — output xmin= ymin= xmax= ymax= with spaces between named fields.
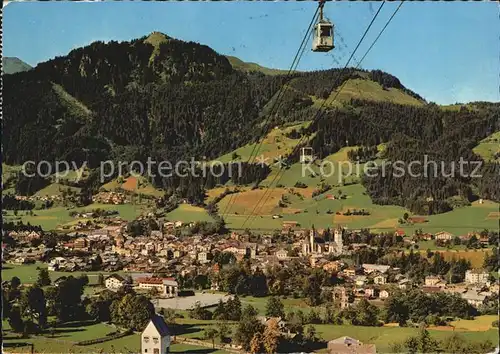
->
xmin=373 ymin=274 xmax=387 ymax=285
xmin=425 ymin=275 xmax=443 ymax=287
xmin=197 ymin=251 xmax=209 ymax=263
xmin=362 ymin=264 xmax=390 ymax=274
xmin=137 ymin=278 xmax=178 ymax=298
xmin=276 ymin=249 xmax=288 ymax=260
xmin=105 ymin=274 xmax=126 ymax=290
xmin=435 ymin=231 xmax=453 ymax=241
xmin=379 ymin=290 xmax=390 ymax=299
xmin=461 ymin=291 xmax=487 ymax=308
xmin=141 ymin=314 xmax=170 ymax=354
xmin=465 ymin=269 xmax=490 ymax=285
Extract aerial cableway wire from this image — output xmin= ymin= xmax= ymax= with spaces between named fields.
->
xmin=241 ymin=1 xmax=388 ymax=228
xmin=220 ymin=6 xmax=320 ymax=218
xmin=202 ymin=8 xmax=317 ymax=197
xmin=241 ymin=1 xmax=406 ymax=229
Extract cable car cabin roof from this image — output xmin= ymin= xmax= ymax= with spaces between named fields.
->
xmin=316 ymin=20 xmax=333 ymax=26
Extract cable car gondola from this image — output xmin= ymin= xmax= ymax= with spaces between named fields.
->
xmin=312 ymin=0 xmax=334 ymax=52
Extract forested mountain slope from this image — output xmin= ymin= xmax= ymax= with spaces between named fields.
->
xmin=3 ymin=32 xmax=499 ymax=214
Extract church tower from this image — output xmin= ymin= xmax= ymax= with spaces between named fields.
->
xmin=334 ymin=226 xmax=343 ymax=254
xmin=309 ymin=225 xmax=316 ymax=253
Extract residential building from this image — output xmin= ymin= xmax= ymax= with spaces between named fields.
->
xmin=465 ymin=269 xmax=490 ymax=285
xmin=373 ymin=274 xmax=387 ymax=285
xmin=333 ymin=287 xmax=351 ymax=309
xmin=327 ymin=336 xmax=376 ymax=354
xmin=343 ymin=268 xmax=356 ymax=277
xmin=141 ymin=314 xmax=170 ymax=354
xmin=362 ymin=264 xmax=390 ymax=274
xmin=461 ymin=291 xmax=487 ymax=308
xmin=137 ymin=278 xmax=178 ymax=297
xmin=105 ymin=274 xmax=126 ymax=290
xmin=282 ymin=221 xmax=299 ymax=231
xmin=379 ymin=290 xmax=390 ymax=299
xmin=435 ymin=231 xmax=453 ymax=241
xmin=398 ymin=278 xmax=411 ymax=290
xmin=197 ymin=251 xmax=209 ymax=263
xmin=276 ymin=249 xmax=288 ymax=260
xmin=73 ymin=237 xmax=88 ymax=251
xmin=394 ymin=229 xmax=406 ymax=237
xmin=323 ymin=261 xmax=341 ymax=273
xmin=364 ymin=288 xmax=377 ymax=298
xmin=425 ymin=275 xmax=443 ymax=287
xmin=355 ymin=276 xmax=367 ymax=287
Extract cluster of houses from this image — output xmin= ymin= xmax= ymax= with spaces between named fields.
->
xmin=47 ymin=255 xmax=100 ymax=272
xmin=4 ymin=213 xmax=497 ymax=311
xmin=14 ymin=194 xmax=65 ymax=203
xmin=421 ymin=269 xmax=497 ymax=308
xmin=92 ymin=191 xmax=128 ymax=205
xmin=6 ymin=230 xmax=42 ymax=243
xmin=330 ymin=263 xmax=497 ymax=310
xmin=413 ymin=230 xmax=490 ymax=245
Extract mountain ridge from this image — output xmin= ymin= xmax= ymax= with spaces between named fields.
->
xmin=3 ymin=32 xmax=499 ymax=215
xmin=3 ymin=57 xmax=32 ymax=75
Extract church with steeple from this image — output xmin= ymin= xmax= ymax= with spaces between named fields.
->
xmin=302 ymin=225 xmax=343 ymax=256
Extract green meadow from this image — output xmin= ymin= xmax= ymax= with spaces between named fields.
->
xmin=473 ymin=131 xmax=500 ymax=162
xmin=4 ymin=203 xmax=145 ymax=231
xmin=217 ymin=183 xmax=498 ymax=234
xmin=166 ymin=204 xmax=215 ymax=223
xmin=1 ymin=262 xmax=125 ymax=285
xmin=314 ymin=324 xmax=498 ymax=353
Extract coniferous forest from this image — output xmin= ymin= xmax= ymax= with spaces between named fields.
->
xmin=3 ymin=33 xmax=499 ymax=214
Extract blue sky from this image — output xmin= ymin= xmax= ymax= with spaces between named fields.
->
xmin=4 ymin=1 xmax=498 ymax=104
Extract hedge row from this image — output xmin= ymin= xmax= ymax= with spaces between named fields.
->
xmin=76 ymin=329 xmax=133 ymax=346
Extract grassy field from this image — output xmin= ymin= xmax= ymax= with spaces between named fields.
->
xmin=226 ymin=55 xmax=291 ymax=76
xmin=211 ymin=132 xmax=499 ymax=235
xmin=216 ymin=182 xmax=499 ymax=235
xmin=52 ymin=83 xmax=92 ymax=120
xmin=449 ymin=315 xmax=498 ymax=331
xmin=240 ymin=296 xmax=317 ymax=316
xmin=166 ymin=204 xmax=215 ymax=223
xmin=215 ymin=121 xmax=313 ymax=164
xmin=218 ymin=183 xmax=407 ymax=231
xmin=3 ymin=333 xmax=229 ymax=354
xmin=34 ymin=183 xmax=81 ymax=197
xmin=312 ymin=78 xmax=424 ymax=108
xmin=1 ymin=262 xmax=125 ymax=285
xmin=2 ymin=317 xmax=229 ymax=354
xmin=2 ymin=163 xmax=22 ymax=194
xmin=102 ymin=175 xmax=164 ymax=198
xmin=2 ymin=164 xmax=88 ymax=196
xmin=259 ymin=145 xmax=375 ymax=189
xmin=217 ymin=187 xmax=290 ymax=216
xmin=432 ymin=249 xmax=492 ymax=268
xmin=53 ymin=166 xmax=89 ymax=183
xmin=4 ymin=203 xmax=145 ymax=231
xmin=3 ymin=310 xmax=497 ymax=354
xmin=473 ymin=131 xmax=500 ymax=162
xmin=314 ymin=324 xmax=499 ymax=353
xmin=416 ymin=240 xmax=466 ymax=251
